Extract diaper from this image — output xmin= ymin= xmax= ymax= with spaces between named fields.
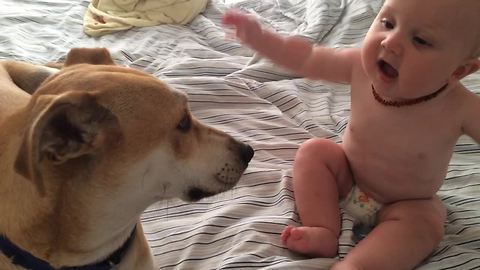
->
xmin=340 ymin=185 xmax=382 ymax=226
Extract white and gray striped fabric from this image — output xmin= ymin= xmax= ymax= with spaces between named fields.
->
xmin=1 ymin=0 xmax=479 ymax=269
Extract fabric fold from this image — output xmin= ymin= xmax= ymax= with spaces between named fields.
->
xmin=84 ymin=0 xmax=208 ymax=37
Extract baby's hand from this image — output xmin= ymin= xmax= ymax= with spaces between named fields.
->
xmin=222 ymin=10 xmax=263 ymax=46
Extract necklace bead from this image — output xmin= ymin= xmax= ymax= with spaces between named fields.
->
xmin=371 ymin=84 xmax=448 ymax=107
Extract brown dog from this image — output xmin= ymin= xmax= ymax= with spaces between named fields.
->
xmin=0 ymin=48 xmax=253 ymax=269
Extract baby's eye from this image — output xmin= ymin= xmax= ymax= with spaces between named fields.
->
xmin=413 ymin=36 xmax=431 ymax=47
xmin=380 ymin=18 xmax=394 ymax=30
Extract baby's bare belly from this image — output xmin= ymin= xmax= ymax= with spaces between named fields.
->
xmin=342 ymin=129 xmax=451 ymax=203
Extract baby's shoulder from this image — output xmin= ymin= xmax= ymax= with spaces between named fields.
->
xmin=450 ymin=83 xmax=480 ymax=126
xmin=455 ymin=82 xmax=480 ymax=103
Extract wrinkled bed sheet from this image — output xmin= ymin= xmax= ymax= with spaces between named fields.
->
xmin=1 ymin=0 xmax=479 ymax=269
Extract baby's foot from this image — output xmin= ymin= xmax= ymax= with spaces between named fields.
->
xmin=281 ymin=226 xmax=337 ymax=257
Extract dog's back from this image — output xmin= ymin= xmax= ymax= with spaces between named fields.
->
xmin=0 ymin=61 xmax=58 ymax=124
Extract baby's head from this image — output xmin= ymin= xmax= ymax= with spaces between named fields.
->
xmin=380 ymin=0 xmax=480 ymax=58
xmin=361 ymin=0 xmax=479 ymax=99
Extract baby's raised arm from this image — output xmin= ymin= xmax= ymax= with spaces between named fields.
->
xmin=223 ymin=10 xmax=358 ymax=83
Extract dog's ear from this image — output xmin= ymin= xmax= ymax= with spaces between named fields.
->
xmin=14 ymin=91 xmax=116 ymax=196
xmin=64 ymin=48 xmax=115 ymax=66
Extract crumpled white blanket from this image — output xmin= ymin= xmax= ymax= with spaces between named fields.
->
xmin=83 ymin=0 xmax=208 ymax=37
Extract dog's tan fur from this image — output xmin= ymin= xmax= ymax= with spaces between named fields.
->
xmin=0 ymin=48 xmax=253 ymax=269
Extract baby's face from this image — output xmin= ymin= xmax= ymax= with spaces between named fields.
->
xmin=360 ymin=0 xmax=478 ymax=100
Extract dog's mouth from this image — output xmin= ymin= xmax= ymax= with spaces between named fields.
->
xmin=185 ymin=187 xmax=217 ymax=202
xmin=378 ymin=59 xmax=398 ymax=79
xmin=184 ymin=173 xmax=241 ymax=202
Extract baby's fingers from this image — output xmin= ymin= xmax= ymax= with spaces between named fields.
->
xmin=222 ymin=9 xmax=248 ymax=26
xmin=222 ymin=10 xmax=263 ymax=44
xmin=223 ymin=9 xmax=261 ymax=31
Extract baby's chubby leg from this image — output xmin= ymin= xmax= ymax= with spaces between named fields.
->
xmin=332 ymin=197 xmax=446 ymax=270
xmin=281 ymin=138 xmax=354 ymax=257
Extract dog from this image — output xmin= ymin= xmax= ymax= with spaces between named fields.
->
xmin=0 ymin=48 xmax=254 ymax=270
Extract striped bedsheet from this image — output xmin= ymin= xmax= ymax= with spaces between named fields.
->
xmin=1 ymin=0 xmax=479 ymax=269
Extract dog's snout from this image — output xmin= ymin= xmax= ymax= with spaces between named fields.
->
xmin=240 ymin=144 xmax=254 ymax=164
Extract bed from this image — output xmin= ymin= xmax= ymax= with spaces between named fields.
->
xmin=1 ymin=0 xmax=479 ymax=269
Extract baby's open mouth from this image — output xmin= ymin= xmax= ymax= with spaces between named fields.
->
xmin=378 ymin=60 xmax=398 ymax=79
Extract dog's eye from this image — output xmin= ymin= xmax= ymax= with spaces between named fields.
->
xmin=177 ymin=114 xmax=191 ymax=132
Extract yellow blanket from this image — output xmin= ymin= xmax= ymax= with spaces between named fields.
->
xmin=84 ymin=0 xmax=208 ymax=37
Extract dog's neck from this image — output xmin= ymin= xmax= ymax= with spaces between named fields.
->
xmin=0 ymin=164 xmax=143 ymax=268
xmin=0 ymin=226 xmax=137 ymax=270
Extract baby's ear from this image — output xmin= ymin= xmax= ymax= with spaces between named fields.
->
xmin=452 ymin=58 xmax=480 ymax=80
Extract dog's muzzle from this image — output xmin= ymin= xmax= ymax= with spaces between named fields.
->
xmin=186 ymin=142 xmax=254 ymax=202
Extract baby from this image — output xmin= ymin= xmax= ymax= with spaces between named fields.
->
xmin=223 ymin=0 xmax=480 ymax=269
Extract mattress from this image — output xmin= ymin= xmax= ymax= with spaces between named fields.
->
xmin=1 ymin=0 xmax=479 ymax=269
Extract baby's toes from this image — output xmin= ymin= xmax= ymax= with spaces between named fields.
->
xmin=281 ymin=226 xmax=294 ymax=244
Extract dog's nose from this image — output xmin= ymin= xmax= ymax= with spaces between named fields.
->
xmin=241 ymin=144 xmax=254 ymax=164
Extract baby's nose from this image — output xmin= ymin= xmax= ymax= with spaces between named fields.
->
xmin=381 ymin=32 xmax=403 ymax=55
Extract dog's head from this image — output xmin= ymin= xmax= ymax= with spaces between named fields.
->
xmin=14 ymin=48 xmax=253 ymax=204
